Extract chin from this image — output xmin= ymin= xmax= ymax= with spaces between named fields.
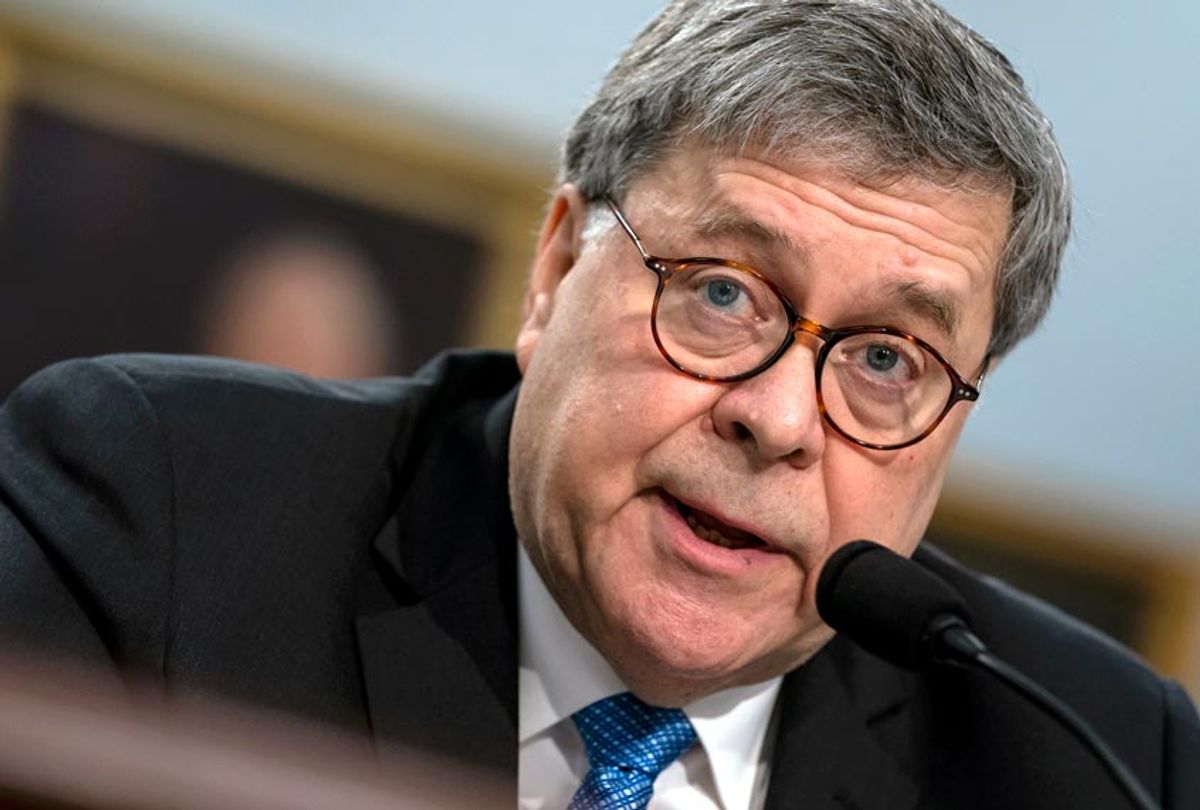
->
xmin=594 ymin=596 xmax=775 ymax=701
xmin=603 ymin=591 xmax=836 ymax=705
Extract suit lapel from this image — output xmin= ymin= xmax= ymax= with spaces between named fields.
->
xmin=354 ymin=384 xmax=520 ymax=774
xmin=355 ymin=558 xmax=516 ymax=771
xmin=764 ymin=639 xmax=919 ymax=810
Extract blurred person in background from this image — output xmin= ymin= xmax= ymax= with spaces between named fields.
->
xmin=0 ymin=1 xmax=1196 ymax=809
xmin=198 ymin=230 xmax=398 ymax=379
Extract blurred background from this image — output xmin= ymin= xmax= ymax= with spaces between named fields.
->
xmin=0 ymin=0 xmax=1194 ymax=703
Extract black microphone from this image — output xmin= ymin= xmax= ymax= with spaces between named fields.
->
xmin=816 ymin=539 xmax=1160 ymax=810
xmin=815 ymin=538 xmax=984 ymax=669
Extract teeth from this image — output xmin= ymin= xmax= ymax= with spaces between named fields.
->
xmin=684 ymin=510 xmax=744 ymax=550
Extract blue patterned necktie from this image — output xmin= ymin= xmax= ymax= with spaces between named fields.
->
xmin=569 ymin=692 xmax=698 ymax=810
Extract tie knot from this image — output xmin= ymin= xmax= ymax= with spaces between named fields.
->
xmin=573 ymin=692 xmax=697 ymax=779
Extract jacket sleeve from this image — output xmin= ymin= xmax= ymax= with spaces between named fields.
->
xmin=0 ymin=358 xmax=175 ymax=680
xmin=1163 ymin=679 xmax=1200 ymax=809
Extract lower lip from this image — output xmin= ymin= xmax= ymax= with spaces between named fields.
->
xmin=656 ymin=492 xmax=788 ymax=577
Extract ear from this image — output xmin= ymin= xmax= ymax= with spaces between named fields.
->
xmin=515 ymin=184 xmax=591 ymax=374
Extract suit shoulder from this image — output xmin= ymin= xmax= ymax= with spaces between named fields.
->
xmin=915 ymin=543 xmax=1191 ymax=716
xmin=4 ymin=353 xmax=418 ymax=435
xmin=918 ymin=545 xmax=1147 ymax=670
xmin=914 ymin=544 xmax=1200 ymax=801
xmin=93 ymin=349 xmax=520 ymax=417
xmin=96 ymin=353 xmax=423 ymax=409
xmin=2 ymin=349 xmax=521 ymax=534
xmin=0 ymin=360 xmax=180 ymax=671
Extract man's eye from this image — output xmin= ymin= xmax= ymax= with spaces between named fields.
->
xmin=864 ymin=344 xmax=900 ymax=373
xmin=853 ymin=340 xmax=923 ymax=382
xmin=705 ymin=278 xmax=744 ymax=308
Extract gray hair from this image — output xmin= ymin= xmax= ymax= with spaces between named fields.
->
xmin=561 ymin=0 xmax=1071 ymax=358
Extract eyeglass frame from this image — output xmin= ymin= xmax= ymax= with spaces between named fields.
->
xmin=604 ymin=197 xmax=989 ymax=452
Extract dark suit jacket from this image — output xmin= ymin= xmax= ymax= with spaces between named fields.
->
xmin=1 ymin=350 xmax=1196 ymax=809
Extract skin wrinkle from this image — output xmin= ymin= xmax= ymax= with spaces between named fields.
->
xmin=665 ymin=201 xmax=964 ymax=345
xmin=840 ymin=183 xmax=1006 ymax=276
xmin=691 ymin=166 xmax=994 ymax=363
xmin=691 ymin=206 xmax=811 ymax=262
xmin=618 ymin=154 xmax=989 ymax=361
xmin=715 ymin=159 xmax=1005 ymax=278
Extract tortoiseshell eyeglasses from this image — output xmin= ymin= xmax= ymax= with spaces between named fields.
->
xmin=605 ymin=198 xmax=987 ymax=451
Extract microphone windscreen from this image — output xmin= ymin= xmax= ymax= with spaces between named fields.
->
xmin=816 ymin=540 xmax=973 ymax=669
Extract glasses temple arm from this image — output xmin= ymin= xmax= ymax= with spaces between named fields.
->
xmin=604 ymin=198 xmax=654 ymax=262
xmin=972 ymin=353 xmax=992 ymax=390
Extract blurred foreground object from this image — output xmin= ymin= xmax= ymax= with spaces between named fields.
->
xmin=0 ymin=656 xmax=512 ymax=810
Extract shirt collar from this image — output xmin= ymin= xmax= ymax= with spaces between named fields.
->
xmin=518 ymin=541 xmax=781 ymax=810
xmin=687 ymin=675 xmax=781 ymax=810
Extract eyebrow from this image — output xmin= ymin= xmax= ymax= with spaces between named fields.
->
xmin=690 ymin=206 xmax=809 ymax=260
xmin=884 ymin=279 xmax=961 ymax=341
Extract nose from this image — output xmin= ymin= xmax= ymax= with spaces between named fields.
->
xmin=709 ymin=340 xmax=827 ymax=468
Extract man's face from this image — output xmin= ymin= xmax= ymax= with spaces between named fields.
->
xmin=509 ymin=147 xmax=1010 ymax=705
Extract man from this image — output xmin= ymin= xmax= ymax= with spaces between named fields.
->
xmin=0 ymin=1 xmax=1196 ymax=809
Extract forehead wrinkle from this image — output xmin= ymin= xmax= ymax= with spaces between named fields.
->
xmin=675 ymin=194 xmax=964 ymax=343
xmin=849 ymin=186 xmax=1004 ymax=277
xmin=718 ymin=159 xmax=1004 ymax=278
xmin=819 ymin=182 xmax=991 ymax=275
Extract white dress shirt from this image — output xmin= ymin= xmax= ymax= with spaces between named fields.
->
xmin=518 ymin=543 xmax=781 ymax=810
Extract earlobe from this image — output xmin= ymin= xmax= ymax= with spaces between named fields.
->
xmin=515 ymin=185 xmax=591 ymax=374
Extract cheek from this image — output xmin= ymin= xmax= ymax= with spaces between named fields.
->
xmin=545 ymin=374 xmax=711 ymax=526
xmin=533 ymin=296 xmax=716 ymax=481
xmin=515 ymin=285 xmax=715 ymax=537
xmin=823 ymin=442 xmax=954 ymax=552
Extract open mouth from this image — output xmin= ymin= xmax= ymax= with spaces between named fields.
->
xmin=671 ymin=495 xmax=769 ymax=551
